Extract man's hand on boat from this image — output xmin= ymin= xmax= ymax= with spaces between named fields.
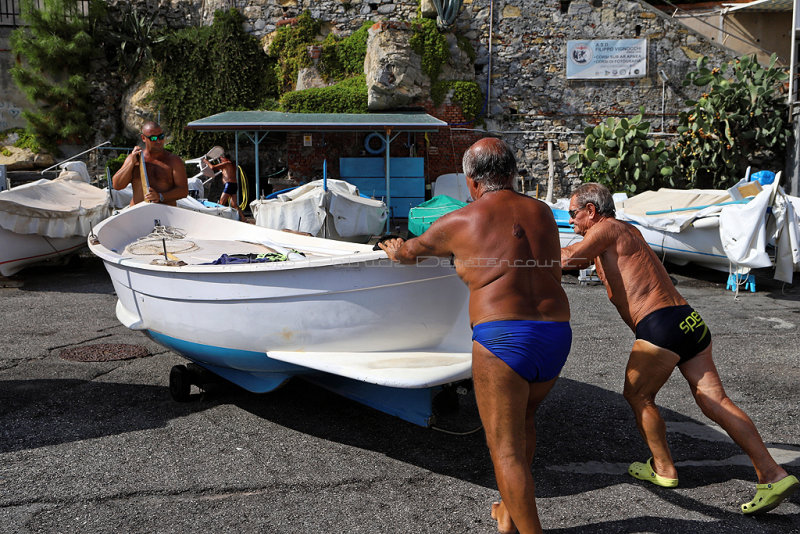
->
xmin=377 ymin=237 xmax=405 ymax=261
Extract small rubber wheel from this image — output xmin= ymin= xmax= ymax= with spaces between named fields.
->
xmin=169 ymin=364 xmax=192 ymax=402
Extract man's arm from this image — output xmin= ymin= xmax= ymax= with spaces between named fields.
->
xmin=561 ymin=223 xmax=616 ymax=270
xmin=163 ymin=154 xmax=189 ymax=202
xmin=379 ymin=213 xmax=458 ymax=264
xmin=111 ymin=147 xmax=141 ymax=190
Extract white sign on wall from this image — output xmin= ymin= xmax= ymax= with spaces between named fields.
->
xmin=567 ymin=39 xmax=648 ymax=79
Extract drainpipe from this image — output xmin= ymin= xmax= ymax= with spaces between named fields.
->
xmin=546 ymin=141 xmax=554 ymax=203
xmin=659 ymin=70 xmax=669 ymax=132
xmin=487 ymin=0 xmax=494 ymax=118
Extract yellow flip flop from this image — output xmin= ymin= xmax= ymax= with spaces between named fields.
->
xmin=741 ymin=475 xmax=799 ymax=514
xmin=628 ymin=457 xmax=678 ymax=488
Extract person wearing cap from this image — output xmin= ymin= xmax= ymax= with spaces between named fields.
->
xmin=112 ymin=121 xmax=188 ymax=206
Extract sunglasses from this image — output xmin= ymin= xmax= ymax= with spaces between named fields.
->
xmin=144 ymin=133 xmax=165 ymax=142
xmin=568 ymin=206 xmax=585 ymax=219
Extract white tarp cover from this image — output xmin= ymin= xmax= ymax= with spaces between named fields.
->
xmin=0 ymin=171 xmax=110 ymax=238
xmin=719 ymin=179 xmax=800 ymax=282
xmin=250 ymin=179 xmax=387 ymax=239
xmin=108 ymin=184 xmax=239 ymax=220
xmin=616 ymin=188 xmax=732 ymax=232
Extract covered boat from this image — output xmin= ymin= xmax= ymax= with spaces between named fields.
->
xmin=250 ymin=178 xmax=387 ymax=242
xmin=88 ymin=202 xmax=471 ymax=426
xmin=616 ymin=175 xmax=800 ymax=281
xmin=0 ymin=168 xmax=110 ymax=276
xmin=108 ymin=183 xmax=239 ymax=220
xmin=407 ymin=195 xmax=467 ymax=237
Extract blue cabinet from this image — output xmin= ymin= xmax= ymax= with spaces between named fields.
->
xmin=339 ymin=157 xmax=425 ymax=218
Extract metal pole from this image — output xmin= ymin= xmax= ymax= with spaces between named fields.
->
xmin=234 ymin=134 xmax=240 ymax=207
xmin=245 ymin=131 xmax=268 ymax=199
xmin=546 ymin=141 xmax=555 ymax=203
xmin=40 ymin=140 xmax=111 ymax=174
xmin=487 ymin=0 xmax=494 ymax=118
xmin=0 ymin=164 xmax=7 ymax=192
xmin=790 ymin=0 xmax=799 ymax=195
xmin=384 ymin=128 xmax=392 ymax=233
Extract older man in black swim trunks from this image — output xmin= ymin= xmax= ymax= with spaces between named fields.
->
xmin=561 ymin=182 xmax=798 ymax=514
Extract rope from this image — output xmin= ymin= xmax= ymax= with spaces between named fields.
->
xmin=124 ymin=225 xmax=198 ymax=256
xmin=430 ymin=424 xmax=484 ymax=436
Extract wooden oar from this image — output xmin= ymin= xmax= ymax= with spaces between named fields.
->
xmin=139 ymin=150 xmax=150 ymax=201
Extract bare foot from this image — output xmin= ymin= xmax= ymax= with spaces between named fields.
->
xmin=491 ymin=501 xmax=518 ymax=534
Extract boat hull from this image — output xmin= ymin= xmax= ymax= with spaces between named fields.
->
xmin=0 ymin=227 xmax=86 ymax=276
xmin=90 ymin=203 xmax=472 ymax=425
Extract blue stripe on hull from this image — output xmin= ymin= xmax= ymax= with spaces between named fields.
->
xmin=146 ymin=330 xmax=306 ymax=393
xmin=145 ymin=330 xmax=444 ymax=427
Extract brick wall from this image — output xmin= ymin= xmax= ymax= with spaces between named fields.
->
xmin=285 ymin=101 xmax=484 ymax=201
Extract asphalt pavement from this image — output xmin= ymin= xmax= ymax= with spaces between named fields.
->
xmin=1 ymin=254 xmax=799 ymax=533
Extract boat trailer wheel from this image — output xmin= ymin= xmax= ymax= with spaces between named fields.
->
xmin=169 ymin=364 xmax=192 ymax=402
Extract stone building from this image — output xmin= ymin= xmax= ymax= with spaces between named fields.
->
xmin=4 ymin=0 xmax=738 ymax=198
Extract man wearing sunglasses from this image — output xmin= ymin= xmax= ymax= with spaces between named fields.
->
xmin=112 ymin=121 xmax=188 ymax=206
xmin=380 ymin=138 xmax=571 ymax=534
xmin=561 ymin=182 xmax=797 ymax=515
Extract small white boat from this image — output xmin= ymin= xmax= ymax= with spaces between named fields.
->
xmin=88 ymin=202 xmax=471 ymax=426
xmin=250 ymin=178 xmax=387 ymax=242
xmin=0 ymin=168 xmax=110 ymax=277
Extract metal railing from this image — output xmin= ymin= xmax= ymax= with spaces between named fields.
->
xmin=0 ymin=0 xmax=20 ymax=27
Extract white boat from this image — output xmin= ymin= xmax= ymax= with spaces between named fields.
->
xmin=0 ymin=168 xmax=111 ymax=277
xmin=88 ymin=202 xmax=472 ymax=426
xmin=616 ymin=176 xmax=800 ymax=282
xmin=250 ymin=178 xmax=388 ymax=242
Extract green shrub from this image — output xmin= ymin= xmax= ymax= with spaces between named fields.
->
xmin=670 ymin=54 xmax=792 ymax=189
xmin=318 ymin=20 xmax=372 ymax=81
xmin=567 ymin=107 xmax=672 ymax=194
xmin=268 ymin=11 xmax=321 ymax=92
xmin=410 ymin=18 xmax=449 ymax=83
xmin=13 ymin=129 xmax=41 ymax=152
xmin=151 ymin=8 xmax=279 ymax=157
xmin=280 ymin=76 xmax=368 ymax=113
xmin=105 ymin=152 xmax=128 ymax=176
xmin=10 ymin=0 xmax=106 ymax=152
xmin=432 ymin=80 xmax=482 ymax=122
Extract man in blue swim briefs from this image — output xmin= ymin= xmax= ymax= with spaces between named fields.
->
xmin=202 ymin=148 xmax=246 ymax=221
xmin=561 ymin=182 xmax=798 ymax=515
xmin=380 ymin=138 xmax=571 ymax=534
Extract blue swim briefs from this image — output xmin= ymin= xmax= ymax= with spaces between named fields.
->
xmin=472 ymin=320 xmax=572 ymax=382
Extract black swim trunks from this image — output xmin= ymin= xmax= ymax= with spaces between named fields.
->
xmin=634 ymin=304 xmax=711 ymax=365
xmin=222 ymin=182 xmax=238 ymax=195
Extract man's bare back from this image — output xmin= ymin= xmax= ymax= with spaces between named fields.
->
xmin=432 ymin=190 xmax=570 ymax=326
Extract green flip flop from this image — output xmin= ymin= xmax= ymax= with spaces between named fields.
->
xmin=741 ymin=474 xmax=799 ymax=514
xmin=628 ymin=457 xmax=678 ymax=488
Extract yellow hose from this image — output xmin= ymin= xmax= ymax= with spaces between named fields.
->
xmin=237 ymin=165 xmax=248 ymax=211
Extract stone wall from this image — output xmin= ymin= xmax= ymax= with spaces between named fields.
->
xmin=263 ymin=0 xmax=732 ymax=196
xmin=0 ymin=28 xmax=26 ymax=132
xmin=9 ymin=0 xmax=738 ymax=198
